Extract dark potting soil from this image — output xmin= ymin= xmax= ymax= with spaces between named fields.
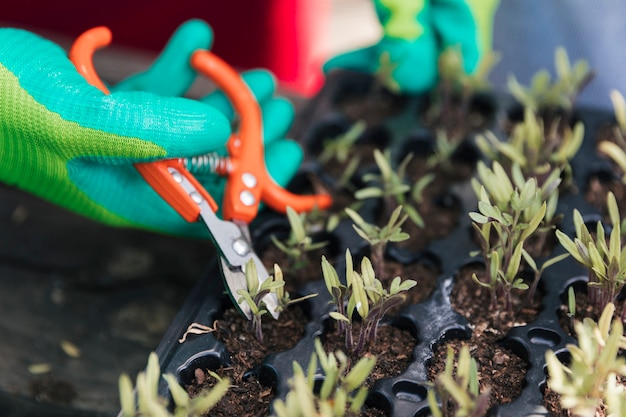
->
xmin=382 ymin=260 xmax=439 ymax=307
xmin=426 ymin=263 xmax=541 ymax=410
xmin=323 ymin=321 xmax=417 ymax=416
xmin=186 ymin=306 xmax=308 ymax=417
xmin=186 ymin=306 xmax=412 ymax=416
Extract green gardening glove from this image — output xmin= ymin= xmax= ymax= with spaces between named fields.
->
xmin=0 ymin=21 xmax=301 ymax=239
xmin=111 ymin=19 xmax=301 ymax=222
xmin=323 ymin=0 xmax=499 ymax=94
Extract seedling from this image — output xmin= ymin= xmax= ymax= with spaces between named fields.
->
xmin=119 ymin=352 xmax=229 ymax=417
xmin=355 ymin=148 xmax=433 ymax=227
xmin=566 ymin=286 xmax=577 ymax=334
xmin=235 ymin=260 xmax=283 ymax=343
xmin=426 ymin=129 xmax=461 ymax=175
xmin=476 ymin=107 xmax=584 ymax=190
xmin=345 ymin=205 xmax=409 ymax=278
xmin=507 ymin=46 xmax=593 ymax=115
xmin=555 ymin=191 xmax=626 ymax=317
xmin=236 ymin=262 xmax=317 ymax=343
xmin=272 ymin=206 xmax=329 ymax=270
xmin=272 ymin=263 xmax=318 ymax=314
xmin=545 ymin=303 xmax=626 ymax=417
xmin=272 ymin=338 xmax=376 ymax=417
xmin=425 ymin=46 xmax=500 ymax=140
xmin=470 ymin=161 xmax=567 ymax=313
xmin=318 ymin=121 xmax=367 ymax=166
xmin=321 ymin=249 xmax=416 ymax=354
xmin=598 ymin=90 xmax=626 ymax=183
xmin=427 ymin=345 xmax=491 ymax=417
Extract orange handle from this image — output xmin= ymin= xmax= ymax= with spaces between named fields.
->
xmin=190 ymin=51 xmax=332 ymax=222
xmin=70 ymin=26 xmax=332 ymax=225
xmin=69 ymin=27 xmax=218 ymax=223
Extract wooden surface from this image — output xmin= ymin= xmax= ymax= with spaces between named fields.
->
xmin=0 ymin=183 xmax=214 ymax=416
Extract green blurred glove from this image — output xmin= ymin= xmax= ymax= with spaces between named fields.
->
xmin=0 ymin=20 xmax=302 ymax=238
xmin=323 ymin=0 xmax=500 ymax=94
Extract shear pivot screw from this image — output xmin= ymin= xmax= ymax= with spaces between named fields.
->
xmin=190 ymin=192 xmax=204 ymax=204
xmin=240 ymin=190 xmax=256 ymax=206
xmin=232 ymin=238 xmax=250 ymax=256
xmin=241 ymin=173 xmax=257 ymax=188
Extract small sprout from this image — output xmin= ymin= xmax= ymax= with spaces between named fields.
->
xmin=272 ymin=264 xmax=317 ymax=313
xmin=355 ymin=148 xmax=433 ymax=226
xmin=318 ymin=121 xmax=366 ymax=165
xmin=555 ymin=191 xmax=626 ymax=316
xmin=272 ymin=206 xmax=329 ymax=270
xmin=545 ymin=303 xmax=626 ymax=417
xmin=470 ymin=161 xmax=566 ymax=313
xmin=356 ymin=149 xmax=411 ymax=213
xmin=598 ymin=90 xmax=626 ymax=183
xmin=566 ymin=286 xmax=577 ymax=332
xmin=321 ymin=250 xmax=416 ymax=354
xmin=236 ymin=262 xmax=316 ymax=343
xmin=272 ymin=339 xmax=376 ymax=417
xmin=507 ymin=46 xmax=593 ymax=113
xmin=567 ymin=287 xmax=577 ymax=318
xmin=236 ymin=260 xmax=284 ymax=344
xmin=428 ymin=345 xmax=491 ymax=417
xmin=119 ymin=352 xmax=229 ymax=417
xmin=476 ymin=107 xmax=584 ymax=189
xmin=345 ymin=205 xmax=409 ymax=278
xmin=426 ymin=46 xmax=499 ymax=139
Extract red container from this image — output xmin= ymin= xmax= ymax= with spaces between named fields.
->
xmin=1 ymin=0 xmax=330 ymax=96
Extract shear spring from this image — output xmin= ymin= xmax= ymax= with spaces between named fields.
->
xmin=180 ymin=153 xmax=231 ymax=175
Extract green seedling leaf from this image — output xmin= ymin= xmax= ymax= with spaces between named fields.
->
xmin=469 ymin=211 xmax=490 ymax=224
xmin=163 ymin=374 xmax=190 ymax=409
xmin=519 ymin=201 xmax=547 ymax=242
xmin=119 ymin=374 xmax=135 ymax=417
xmin=344 ymin=356 xmax=376 ymax=392
xmin=611 ymin=89 xmax=626 ymax=131
xmin=146 ymin=353 xmax=160 ymax=403
xmin=321 ymin=256 xmax=341 ymax=295
xmin=189 ymin=377 xmax=230 ymax=415
xmin=286 ymin=206 xmax=306 ymax=242
xmin=567 ymin=286 xmax=576 ymax=317
xmin=389 ymin=276 xmax=417 ymax=294
xmin=542 ymin=253 xmax=570 ymax=270
xmin=329 ymin=312 xmax=350 ymax=323
xmin=355 ymin=187 xmax=385 ymax=200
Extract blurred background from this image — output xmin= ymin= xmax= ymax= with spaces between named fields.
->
xmin=0 ymin=1 xmax=624 ymax=415
xmin=2 ymin=0 xmax=625 ymax=109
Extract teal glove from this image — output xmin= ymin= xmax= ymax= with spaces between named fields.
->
xmin=323 ymin=0 xmax=499 ymax=94
xmin=0 ymin=20 xmax=301 ymax=238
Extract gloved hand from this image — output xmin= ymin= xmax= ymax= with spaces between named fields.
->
xmin=0 ymin=20 xmax=302 ymax=238
xmin=323 ymin=0 xmax=499 ymax=94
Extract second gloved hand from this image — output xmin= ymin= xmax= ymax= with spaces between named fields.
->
xmin=323 ymin=0 xmax=496 ymax=95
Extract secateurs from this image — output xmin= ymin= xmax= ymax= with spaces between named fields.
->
xmin=69 ymin=27 xmax=332 ymax=320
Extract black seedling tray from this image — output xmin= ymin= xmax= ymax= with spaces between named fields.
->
xmin=154 ymin=70 xmax=617 ymax=417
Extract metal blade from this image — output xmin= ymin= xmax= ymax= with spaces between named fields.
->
xmin=218 ymin=257 xmax=253 ymax=320
xmin=166 ymin=166 xmax=279 ymax=319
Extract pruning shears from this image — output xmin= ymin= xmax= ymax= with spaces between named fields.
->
xmin=69 ymin=27 xmax=332 ymax=320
